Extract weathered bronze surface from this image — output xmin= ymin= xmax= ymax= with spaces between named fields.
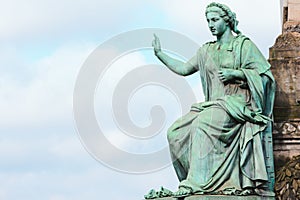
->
xmin=145 ymin=2 xmax=275 ymax=199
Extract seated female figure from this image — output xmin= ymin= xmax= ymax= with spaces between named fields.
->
xmin=146 ymin=2 xmax=275 ymax=199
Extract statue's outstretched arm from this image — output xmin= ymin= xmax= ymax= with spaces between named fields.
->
xmin=152 ymin=34 xmax=198 ymax=76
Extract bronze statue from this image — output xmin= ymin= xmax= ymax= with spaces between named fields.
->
xmin=145 ymin=2 xmax=275 ymax=199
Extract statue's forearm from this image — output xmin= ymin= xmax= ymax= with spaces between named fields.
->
xmin=155 ymin=51 xmax=195 ymax=76
xmin=233 ymin=70 xmax=246 ymax=81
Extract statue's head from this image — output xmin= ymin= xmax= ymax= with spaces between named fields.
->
xmin=205 ymin=2 xmax=241 ymax=35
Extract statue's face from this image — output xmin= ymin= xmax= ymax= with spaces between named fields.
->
xmin=206 ymin=12 xmax=228 ymax=37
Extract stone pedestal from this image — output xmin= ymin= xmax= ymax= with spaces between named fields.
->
xmin=269 ymin=24 xmax=300 ymax=169
xmin=270 ymin=3 xmax=300 ymax=199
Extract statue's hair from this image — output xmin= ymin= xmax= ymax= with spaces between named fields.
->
xmin=205 ymin=2 xmax=241 ymax=35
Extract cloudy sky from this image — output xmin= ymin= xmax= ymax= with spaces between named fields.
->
xmin=1 ymin=1 xmax=281 ymax=199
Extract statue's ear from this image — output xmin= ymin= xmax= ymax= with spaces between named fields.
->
xmin=223 ymin=16 xmax=230 ymax=26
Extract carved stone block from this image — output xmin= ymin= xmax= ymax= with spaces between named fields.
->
xmin=288 ymin=3 xmax=300 ymax=21
xmin=273 ymin=121 xmax=300 ymax=170
xmin=269 ymin=32 xmax=300 ymax=122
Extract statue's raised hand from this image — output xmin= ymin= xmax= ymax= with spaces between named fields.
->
xmin=152 ymin=34 xmax=161 ymax=55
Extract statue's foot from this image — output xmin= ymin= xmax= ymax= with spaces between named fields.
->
xmin=254 ymin=188 xmax=275 ymax=197
xmin=222 ymin=187 xmax=239 ymax=195
xmin=144 ymin=189 xmax=158 ymax=199
xmin=172 ymin=187 xmax=193 ymax=198
xmin=157 ymin=186 xmax=173 ymax=198
xmin=237 ymin=188 xmax=254 ymax=196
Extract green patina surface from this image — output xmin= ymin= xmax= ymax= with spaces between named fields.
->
xmin=146 ymin=2 xmax=276 ymax=199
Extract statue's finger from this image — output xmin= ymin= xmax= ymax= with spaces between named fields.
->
xmin=152 ymin=40 xmax=156 ymax=46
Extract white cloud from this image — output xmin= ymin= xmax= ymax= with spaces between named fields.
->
xmin=0 ymin=157 xmax=179 ymax=200
xmin=93 ymin=50 xmax=200 ymax=154
xmin=0 ymin=0 xmax=144 ymax=42
xmin=0 ymin=41 xmax=184 ymax=198
xmin=0 ymin=42 xmax=95 ymax=128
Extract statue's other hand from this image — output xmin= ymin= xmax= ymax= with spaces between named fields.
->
xmin=152 ymin=34 xmax=162 ymax=54
xmin=218 ymin=68 xmax=235 ymax=83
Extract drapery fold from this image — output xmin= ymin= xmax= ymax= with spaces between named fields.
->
xmin=167 ymin=35 xmax=275 ymax=193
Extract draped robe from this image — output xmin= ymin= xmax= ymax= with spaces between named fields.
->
xmin=167 ymin=35 xmax=275 ymax=193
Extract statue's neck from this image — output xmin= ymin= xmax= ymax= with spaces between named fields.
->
xmin=217 ymin=28 xmax=234 ymax=44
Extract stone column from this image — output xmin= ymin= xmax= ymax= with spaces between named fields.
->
xmin=269 ymin=0 xmax=300 ymax=170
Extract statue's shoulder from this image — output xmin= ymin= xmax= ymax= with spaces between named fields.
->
xmin=234 ymin=34 xmax=250 ymax=44
xmin=199 ymin=41 xmax=216 ymax=51
xmin=236 ymin=34 xmax=249 ymax=40
xmin=195 ymin=41 xmax=214 ymax=55
xmin=203 ymin=40 xmax=216 ymax=46
xmin=233 ymin=34 xmax=257 ymax=50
